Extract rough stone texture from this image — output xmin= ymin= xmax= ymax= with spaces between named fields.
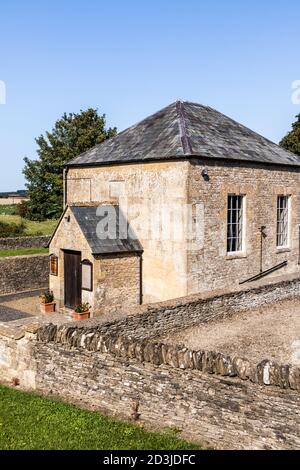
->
xmin=188 ymin=159 xmax=300 ymax=294
xmin=0 ymin=255 xmax=49 ymax=295
xmin=65 ymin=161 xmax=190 ymax=304
xmin=33 ymin=342 xmax=300 ymax=450
xmin=0 ymin=332 xmax=36 ymax=388
xmin=93 ymin=254 xmax=141 ymax=315
xmin=49 ymin=207 xmax=141 ymax=315
xmin=1 ymin=277 xmax=300 ymax=450
xmin=0 ymin=236 xmax=50 ymax=250
xmin=64 ymin=158 xmax=300 ymax=305
xmin=72 ymin=275 xmax=300 ymax=342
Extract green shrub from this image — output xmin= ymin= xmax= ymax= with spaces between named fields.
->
xmin=0 ymin=204 xmax=19 ymax=216
xmin=16 ymin=200 xmax=31 ymax=219
xmin=0 ymin=220 xmax=27 ymax=238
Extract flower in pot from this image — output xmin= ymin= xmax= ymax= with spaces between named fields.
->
xmin=40 ymin=290 xmax=56 ymax=314
xmin=72 ymin=302 xmax=91 ymax=321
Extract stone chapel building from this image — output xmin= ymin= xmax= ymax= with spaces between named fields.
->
xmin=49 ymin=100 xmax=300 ymax=316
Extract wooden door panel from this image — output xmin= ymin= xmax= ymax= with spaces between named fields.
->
xmin=64 ymin=251 xmax=82 ymax=309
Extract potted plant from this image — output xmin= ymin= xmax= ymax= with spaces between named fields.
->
xmin=40 ymin=290 xmax=56 ymax=314
xmin=72 ymin=302 xmax=91 ymax=321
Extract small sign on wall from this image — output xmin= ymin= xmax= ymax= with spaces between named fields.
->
xmin=81 ymin=260 xmax=93 ymax=291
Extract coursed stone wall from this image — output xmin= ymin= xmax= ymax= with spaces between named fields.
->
xmin=34 ymin=340 xmax=300 ymax=450
xmin=0 ymin=236 xmax=50 ymax=250
xmin=1 ymin=276 xmax=300 ymax=449
xmin=0 ymin=254 xmax=49 ymax=295
xmin=187 ymin=159 xmax=300 ymax=294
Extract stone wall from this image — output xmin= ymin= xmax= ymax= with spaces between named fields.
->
xmin=0 ymin=331 xmax=36 ymax=387
xmin=0 ymin=254 xmax=49 ymax=295
xmin=1 ymin=276 xmax=300 ymax=449
xmin=188 ymin=159 xmax=300 ymax=294
xmin=34 ymin=340 xmax=300 ymax=450
xmin=49 ymin=207 xmax=141 ymax=315
xmin=85 ymin=275 xmax=300 ymax=341
xmin=66 ymin=161 xmax=190 ymax=303
xmin=65 ymin=158 xmax=300 ymax=304
xmin=0 ymin=236 xmax=50 ymax=250
xmin=93 ymin=254 xmax=141 ymax=315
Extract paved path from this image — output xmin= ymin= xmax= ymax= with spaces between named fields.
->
xmin=0 ymin=305 xmax=32 ymax=322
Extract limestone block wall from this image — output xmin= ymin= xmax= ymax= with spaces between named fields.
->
xmin=93 ymin=254 xmax=141 ymax=315
xmin=49 ymin=206 xmax=93 ymax=309
xmin=187 ymin=159 xmax=300 ymax=294
xmin=0 ymin=254 xmax=49 ymax=295
xmin=66 ymin=161 xmax=190 ymax=303
xmin=49 ymin=208 xmax=140 ymax=315
xmin=34 ymin=340 xmax=300 ymax=450
xmin=65 ymin=158 xmax=300 ymax=303
xmin=0 ymin=236 xmax=50 ymax=250
xmin=0 ymin=331 xmax=36 ymax=388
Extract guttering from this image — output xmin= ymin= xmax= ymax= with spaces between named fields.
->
xmin=64 ymin=154 xmax=300 ymax=171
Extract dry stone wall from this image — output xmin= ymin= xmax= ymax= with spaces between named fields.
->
xmin=33 ymin=341 xmax=300 ymax=450
xmin=1 ymin=276 xmax=300 ymax=449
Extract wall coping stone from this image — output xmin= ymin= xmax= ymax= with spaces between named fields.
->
xmin=36 ymin=271 xmax=300 ymax=394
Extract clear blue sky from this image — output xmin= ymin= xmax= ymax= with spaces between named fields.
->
xmin=0 ymin=0 xmax=299 ymax=191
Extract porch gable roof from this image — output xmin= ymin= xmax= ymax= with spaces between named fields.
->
xmin=71 ymin=205 xmax=143 ymax=256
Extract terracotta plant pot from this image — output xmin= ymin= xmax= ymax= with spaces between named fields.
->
xmin=40 ymin=302 xmax=56 ymax=314
xmin=72 ymin=311 xmax=90 ymax=321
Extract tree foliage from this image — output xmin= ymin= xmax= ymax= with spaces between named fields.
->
xmin=280 ymin=113 xmax=300 ymax=156
xmin=23 ymin=108 xmax=117 ymax=220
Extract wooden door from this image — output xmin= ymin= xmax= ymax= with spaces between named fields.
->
xmin=64 ymin=250 xmax=82 ymax=309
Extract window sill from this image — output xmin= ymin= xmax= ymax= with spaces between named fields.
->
xmin=276 ymin=247 xmax=291 ymax=254
xmin=226 ymin=252 xmax=247 ymax=260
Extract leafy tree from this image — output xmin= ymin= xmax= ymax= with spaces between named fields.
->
xmin=280 ymin=114 xmax=300 ymax=156
xmin=23 ymin=108 xmax=117 ymax=220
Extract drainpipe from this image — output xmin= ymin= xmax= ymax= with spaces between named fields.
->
xmin=139 ymin=253 xmax=143 ymax=305
xmin=260 ymin=226 xmax=267 ymax=273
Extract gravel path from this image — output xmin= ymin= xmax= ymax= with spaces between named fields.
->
xmin=164 ymin=298 xmax=300 ymax=366
xmin=0 ymin=294 xmax=41 ymax=317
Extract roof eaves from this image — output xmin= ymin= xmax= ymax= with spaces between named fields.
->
xmin=47 ymin=205 xmax=69 ymax=247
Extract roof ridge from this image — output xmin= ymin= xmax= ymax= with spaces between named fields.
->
xmin=175 ymin=101 xmax=193 ymax=155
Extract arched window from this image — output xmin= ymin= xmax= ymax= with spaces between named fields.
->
xmin=81 ymin=259 xmax=93 ymax=291
xmin=49 ymin=254 xmax=58 ymax=276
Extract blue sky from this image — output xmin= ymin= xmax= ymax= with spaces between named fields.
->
xmin=0 ymin=0 xmax=299 ymax=191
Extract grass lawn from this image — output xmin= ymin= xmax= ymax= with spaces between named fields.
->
xmin=0 ymin=214 xmax=58 ymax=237
xmin=0 ymin=247 xmax=49 ymax=257
xmin=0 ymin=385 xmax=199 ymax=450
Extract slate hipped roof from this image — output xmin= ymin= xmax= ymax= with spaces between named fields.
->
xmin=67 ymin=100 xmax=300 ymax=168
xmin=71 ymin=205 xmax=143 ymax=255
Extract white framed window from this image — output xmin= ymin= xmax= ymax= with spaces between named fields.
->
xmin=277 ymin=195 xmax=290 ymax=248
xmin=227 ymin=195 xmax=245 ymax=253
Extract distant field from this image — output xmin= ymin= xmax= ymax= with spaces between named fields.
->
xmin=0 ymin=247 xmax=49 ymax=258
xmin=0 ymin=213 xmax=58 ymax=237
xmin=0 ymin=385 xmax=199 ymax=450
